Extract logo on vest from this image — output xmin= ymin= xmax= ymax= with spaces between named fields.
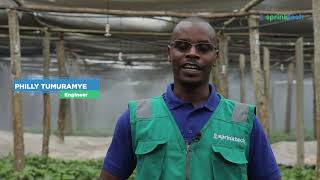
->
xmin=213 ymin=133 xmax=246 ymax=144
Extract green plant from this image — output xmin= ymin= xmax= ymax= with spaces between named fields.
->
xmin=0 ymin=155 xmax=316 ymax=180
xmin=0 ymin=155 xmax=102 ymax=180
xmin=279 ymin=165 xmax=315 ymax=180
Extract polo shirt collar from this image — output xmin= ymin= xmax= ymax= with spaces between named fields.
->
xmin=164 ymin=83 xmax=220 ymax=112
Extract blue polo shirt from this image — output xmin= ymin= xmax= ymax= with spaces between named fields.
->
xmin=103 ymin=84 xmax=281 ymax=180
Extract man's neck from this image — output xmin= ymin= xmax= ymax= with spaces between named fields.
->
xmin=173 ymin=82 xmax=210 ymax=107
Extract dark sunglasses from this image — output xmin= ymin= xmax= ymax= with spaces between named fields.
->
xmin=170 ymin=40 xmax=217 ymax=54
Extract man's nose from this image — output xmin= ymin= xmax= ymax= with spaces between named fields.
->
xmin=185 ymin=45 xmax=200 ymax=59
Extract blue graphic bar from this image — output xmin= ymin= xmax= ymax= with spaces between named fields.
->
xmin=12 ymin=78 xmax=100 ymax=92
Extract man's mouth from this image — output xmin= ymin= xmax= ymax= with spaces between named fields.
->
xmin=182 ymin=62 xmax=201 ymax=72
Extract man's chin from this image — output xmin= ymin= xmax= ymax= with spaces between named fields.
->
xmin=179 ymin=78 xmax=204 ymax=86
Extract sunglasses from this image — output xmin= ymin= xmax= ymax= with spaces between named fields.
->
xmin=170 ymin=40 xmax=217 ymax=54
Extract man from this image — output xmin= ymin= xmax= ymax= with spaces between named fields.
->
xmin=100 ymin=17 xmax=281 ymax=180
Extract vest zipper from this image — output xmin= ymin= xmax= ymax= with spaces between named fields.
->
xmin=185 ymin=141 xmax=191 ymax=180
xmin=185 ymin=134 xmax=201 ymax=180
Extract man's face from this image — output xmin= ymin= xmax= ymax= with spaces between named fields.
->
xmin=168 ymin=21 xmax=218 ymax=86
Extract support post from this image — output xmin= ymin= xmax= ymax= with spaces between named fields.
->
xmin=211 ymin=64 xmax=219 ymax=89
xmin=56 ymin=33 xmax=70 ymax=142
xmin=42 ymin=30 xmax=51 ymax=157
xmin=263 ymin=47 xmax=273 ymax=131
xmin=248 ymin=15 xmax=270 ymax=135
xmin=285 ymin=63 xmax=294 ymax=134
xmin=311 ymin=59 xmax=317 ymax=138
xmin=312 ymin=0 xmax=320 ymax=177
xmin=263 ymin=47 xmax=270 ymax=104
xmin=239 ymin=54 xmax=246 ymax=103
xmin=295 ymin=37 xmax=305 ymax=167
xmin=217 ymin=34 xmax=229 ymax=98
xmin=8 ymin=9 xmax=24 ymax=171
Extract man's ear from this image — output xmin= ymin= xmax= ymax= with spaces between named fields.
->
xmin=213 ymin=50 xmax=219 ymax=67
xmin=216 ymin=49 xmax=219 ymax=58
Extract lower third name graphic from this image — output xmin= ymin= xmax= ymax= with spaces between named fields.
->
xmin=14 ymin=83 xmax=88 ymax=90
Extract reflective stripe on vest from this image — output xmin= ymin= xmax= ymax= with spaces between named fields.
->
xmin=136 ymin=99 xmax=151 ymax=119
xmin=232 ymin=102 xmax=249 ymax=123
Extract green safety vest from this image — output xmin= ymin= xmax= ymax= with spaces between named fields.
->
xmin=129 ymin=95 xmax=255 ymax=180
